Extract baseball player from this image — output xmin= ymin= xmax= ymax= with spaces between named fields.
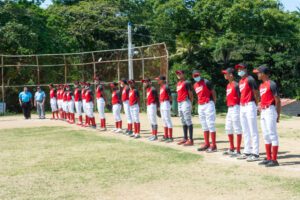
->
xmin=110 ymin=82 xmax=123 ymax=133
xmin=49 ymin=84 xmax=58 ymax=120
xmin=84 ymin=82 xmax=96 ymax=128
xmin=235 ymin=63 xmax=260 ymax=162
xmin=176 ymin=70 xmax=194 ymax=146
xmin=222 ymin=68 xmax=243 ymax=156
xmin=95 ymin=77 xmax=107 ymax=131
xmin=253 ymin=66 xmax=281 ymax=167
xmin=128 ymin=79 xmax=140 ymax=139
xmin=193 ymin=70 xmax=217 ymax=152
xmin=155 ymin=75 xmax=173 ymax=143
xmin=142 ymin=78 xmax=159 ymax=141
xmin=74 ymin=81 xmax=83 ymax=125
xmin=120 ymin=78 xmax=133 ymax=135
xmin=66 ymin=85 xmax=75 ymax=124
xmin=81 ymin=82 xmax=89 ymax=127
xmin=62 ymin=85 xmax=69 ymax=121
xmin=57 ymin=84 xmax=63 ymax=120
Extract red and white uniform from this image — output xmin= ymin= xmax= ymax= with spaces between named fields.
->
xmin=74 ymin=88 xmax=82 ymax=116
xmin=96 ymin=84 xmax=105 ymax=120
xmin=129 ymin=88 xmax=140 ymax=123
xmin=66 ymin=90 xmax=75 ymax=114
xmin=177 ymin=80 xmax=192 ymax=126
xmin=122 ymin=86 xmax=132 ymax=124
xmin=259 ymin=80 xmax=279 ymax=149
xmin=160 ymin=84 xmax=173 ymax=129
xmin=49 ymin=88 xmax=58 ymax=112
xmin=62 ymin=90 xmax=68 ymax=113
xmin=85 ymin=89 xmax=94 ymax=118
xmin=225 ymin=81 xmax=242 ymax=134
xmin=112 ymin=89 xmax=122 ymax=123
xmin=146 ymin=86 xmax=158 ymax=129
xmin=239 ymin=75 xmax=259 ymax=156
xmin=57 ymin=89 xmax=63 ymax=109
xmin=81 ymin=88 xmax=87 ymax=114
xmin=194 ymin=79 xmax=216 ymax=132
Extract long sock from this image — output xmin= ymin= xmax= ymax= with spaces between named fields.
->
xmin=272 ymin=146 xmax=278 ymax=161
xmin=188 ymin=125 xmax=193 ymax=141
xmin=55 ymin=111 xmax=59 ymax=119
xmin=85 ymin=115 xmax=88 ymax=125
xmin=228 ymin=134 xmax=234 ymax=150
xmin=134 ymin=123 xmax=137 ymax=134
xmin=72 ymin=113 xmax=75 ymax=122
xmin=128 ymin=123 xmax=132 ymax=131
xmin=115 ymin=122 xmax=118 ymax=129
xmin=92 ymin=117 xmax=96 ymax=126
xmin=237 ymin=134 xmax=242 ymax=152
xmin=78 ymin=116 xmax=82 ymax=124
xmin=183 ymin=125 xmax=188 ymax=140
xmin=265 ymin=144 xmax=272 ymax=160
xmin=137 ymin=123 xmax=140 ymax=134
xmin=100 ymin=119 xmax=103 ymax=128
xmin=154 ymin=125 xmax=158 ymax=136
xmin=211 ymin=132 xmax=216 ymax=147
xmin=119 ymin=121 xmax=122 ymax=129
xmin=103 ymin=119 xmax=106 ymax=128
xmin=52 ymin=112 xmax=55 ymax=119
xmin=168 ymin=128 xmax=173 ymax=138
xmin=164 ymin=127 xmax=168 ymax=138
xmin=204 ymin=131 xmax=210 ymax=146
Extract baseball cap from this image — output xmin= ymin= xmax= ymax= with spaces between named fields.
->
xmin=119 ymin=78 xmax=127 ymax=84
xmin=192 ymin=70 xmax=201 ymax=77
xmin=128 ymin=79 xmax=135 ymax=84
xmin=141 ymin=78 xmax=151 ymax=83
xmin=155 ymin=75 xmax=166 ymax=81
xmin=110 ymin=82 xmax=118 ymax=87
xmin=235 ymin=63 xmax=247 ymax=70
xmin=175 ymin=70 xmax=184 ymax=75
xmin=222 ymin=68 xmax=235 ymax=74
xmin=253 ymin=65 xmax=270 ymax=74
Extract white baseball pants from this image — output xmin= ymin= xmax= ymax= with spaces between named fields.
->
xmin=123 ymin=100 xmax=132 ymax=124
xmin=260 ymin=105 xmax=279 ymax=146
xmin=225 ymin=105 xmax=242 ymax=134
xmin=113 ymin=104 xmax=122 ymax=122
xmin=160 ymin=101 xmax=173 ymax=128
xmin=57 ymin=99 xmax=63 ymax=109
xmin=50 ymin=98 xmax=58 ymax=112
xmin=198 ymin=101 xmax=216 ymax=132
xmin=82 ymin=100 xmax=87 ymax=114
xmin=130 ymin=104 xmax=140 ymax=123
xmin=75 ymin=101 xmax=82 ymax=116
xmin=240 ymin=102 xmax=259 ymax=155
xmin=97 ymin=98 xmax=106 ymax=119
xmin=85 ymin=102 xmax=94 ymax=118
xmin=67 ymin=100 xmax=75 ymax=113
xmin=147 ymin=103 xmax=157 ymax=125
xmin=178 ymin=100 xmax=192 ymax=126
xmin=62 ymin=101 xmax=68 ymax=112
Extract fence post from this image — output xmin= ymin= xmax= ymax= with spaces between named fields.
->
xmin=92 ymin=52 xmax=96 ymax=78
xmin=1 ymin=56 xmax=4 ymax=115
xmin=63 ymin=55 xmax=67 ymax=84
xmin=36 ymin=56 xmax=40 ymax=85
xmin=140 ymin=48 xmax=146 ymax=111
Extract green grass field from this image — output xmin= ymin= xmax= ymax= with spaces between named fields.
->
xmin=0 ymin=126 xmax=299 ymax=200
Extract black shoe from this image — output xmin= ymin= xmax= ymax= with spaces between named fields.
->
xmin=265 ymin=160 xmax=279 ymax=167
xmin=166 ymin=138 xmax=173 ymax=143
xmin=160 ymin=136 xmax=168 ymax=142
xmin=258 ymin=158 xmax=272 ymax=165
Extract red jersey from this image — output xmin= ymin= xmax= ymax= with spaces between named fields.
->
xmin=226 ymin=81 xmax=240 ymax=107
xmin=129 ymin=88 xmax=139 ymax=106
xmin=74 ymin=88 xmax=82 ymax=102
xmin=85 ymin=89 xmax=93 ymax=102
xmin=193 ymin=79 xmax=213 ymax=105
xmin=50 ymin=88 xmax=56 ymax=99
xmin=81 ymin=88 xmax=86 ymax=100
xmin=159 ymin=84 xmax=171 ymax=103
xmin=62 ymin=91 xmax=67 ymax=102
xmin=96 ymin=85 xmax=104 ymax=99
xmin=239 ymin=75 xmax=257 ymax=104
xmin=57 ymin=89 xmax=62 ymax=100
xmin=146 ymin=87 xmax=158 ymax=106
xmin=122 ymin=86 xmax=130 ymax=101
xmin=260 ymin=80 xmax=278 ymax=108
xmin=177 ymin=80 xmax=190 ymax=103
xmin=112 ymin=90 xmax=121 ymax=105
xmin=66 ymin=91 xmax=73 ymax=101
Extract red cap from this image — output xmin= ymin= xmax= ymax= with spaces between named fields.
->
xmin=235 ymin=63 xmax=247 ymax=70
xmin=175 ymin=70 xmax=184 ymax=75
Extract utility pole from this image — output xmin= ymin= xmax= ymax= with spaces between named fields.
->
xmin=128 ymin=22 xmax=134 ymax=79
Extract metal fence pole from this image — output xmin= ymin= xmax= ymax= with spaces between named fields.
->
xmin=36 ymin=56 xmax=40 ymax=84
xmin=140 ymin=48 xmax=146 ymax=111
xmin=63 ymin=55 xmax=67 ymax=84
xmin=1 ymin=56 xmax=4 ymax=115
xmin=92 ymin=52 xmax=96 ymax=78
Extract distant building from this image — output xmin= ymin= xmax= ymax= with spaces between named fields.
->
xmin=281 ymin=98 xmax=300 ymax=117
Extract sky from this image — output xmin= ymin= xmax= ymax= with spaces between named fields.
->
xmin=41 ymin=0 xmax=300 ymax=11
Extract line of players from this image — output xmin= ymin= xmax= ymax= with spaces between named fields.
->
xmin=48 ymin=63 xmax=281 ymax=167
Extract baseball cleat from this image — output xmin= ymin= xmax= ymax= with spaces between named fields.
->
xmin=223 ymin=149 xmax=235 ymax=155
xmin=99 ymin=127 xmax=107 ymax=131
xmin=206 ymin=146 xmax=217 ymax=153
xmin=197 ymin=145 xmax=209 ymax=151
xmin=91 ymin=125 xmax=96 ymax=129
xmin=177 ymin=139 xmax=187 ymax=145
xmin=111 ymin=128 xmax=117 ymax=132
xmin=183 ymin=139 xmax=194 ymax=146
xmin=134 ymin=134 xmax=141 ymax=139
xmin=258 ymin=158 xmax=272 ymax=165
xmin=127 ymin=131 xmax=133 ymax=136
xmin=237 ymin=153 xmax=251 ymax=160
xmin=148 ymin=135 xmax=158 ymax=141
xmin=166 ymin=138 xmax=174 ymax=143
xmin=160 ymin=136 xmax=168 ymax=142
xmin=129 ymin=133 xmax=136 ymax=137
xmin=265 ymin=160 xmax=279 ymax=167
xmin=115 ymin=129 xmax=123 ymax=133
xmin=230 ymin=151 xmax=241 ymax=158
xmin=246 ymin=154 xmax=260 ymax=162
